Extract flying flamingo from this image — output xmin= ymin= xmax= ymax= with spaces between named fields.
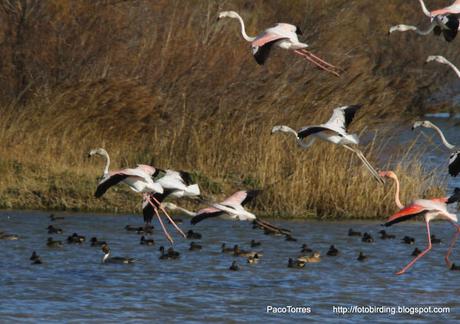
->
xmin=88 ymin=148 xmax=186 ymax=243
xmin=162 ymin=191 xmax=291 ymax=235
xmin=380 ymin=171 xmax=460 ymax=274
xmin=389 ymin=0 xmax=460 ymax=42
xmin=412 ymin=120 xmax=460 ymax=176
xmin=271 ymin=104 xmax=384 ymax=184
xmin=217 ymin=11 xmax=341 ymax=77
xmin=426 ymin=55 xmax=460 ymax=78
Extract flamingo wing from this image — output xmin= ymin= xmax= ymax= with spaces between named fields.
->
xmin=190 ymin=207 xmax=225 ymax=225
xmin=324 ymin=105 xmax=362 ymax=131
xmin=95 ymin=173 xmax=131 ymax=198
xmin=297 ymin=126 xmax=328 ymax=139
xmin=137 ymin=164 xmax=156 ymax=176
xmin=221 ymin=190 xmax=260 ymax=207
xmin=252 ymin=30 xmax=289 ymax=65
xmin=384 ymin=204 xmax=427 ymax=226
xmin=450 ymin=152 xmax=460 ymax=178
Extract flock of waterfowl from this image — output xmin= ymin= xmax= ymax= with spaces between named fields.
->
xmin=2 ymin=2 xmax=460 ymax=276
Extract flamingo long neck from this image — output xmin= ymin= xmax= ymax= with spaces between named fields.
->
xmin=429 ymin=123 xmax=456 ymax=150
xmin=175 ymin=206 xmax=197 ymax=217
xmin=418 ymin=0 xmax=431 ymax=17
xmin=101 ymin=151 xmax=111 ymax=175
xmin=232 ymin=13 xmax=256 ymax=42
xmin=391 ymin=175 xmax=404 ymax=210
xmin=444 ymin=59 xmax=460 ymax=78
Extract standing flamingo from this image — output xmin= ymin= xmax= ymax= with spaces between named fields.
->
xmin=380 ymin=171 xmax=460 ymax=274
xmin=217 ymin=11 xmax=341 ymax=76
xmin=412 ymin=120 xmax=460 ymax=176
xmin=271 ymin=104 xmax=384 ymax=184
xmin=88 ymin=148 xmax=185 ymax=243
xmin=389 ymin=0 xmax=460 ymax=42
xmin=426 ymin=55 xmax=460 ymax=78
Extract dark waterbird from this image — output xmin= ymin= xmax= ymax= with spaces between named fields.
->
xmin=90 ymin=237 xmax=107 ymax=247
xmin=186 ymin=230 xmax=202 ymax=240
xmin=47 ymin=225 xmax=63 ymax=234
xmin=250 ymin=240 xmax=261 ymax=247
xmin=189 ymin=242 xmax=202 ymax=251
xmin=247 ymin=254 xmax=260 ymax=264
xmin=402 ymin=236 xmax=415 ymax=245
xmin=221 ymin=243 xmax=233 ymax=253
xmin=411 ymin=248 xmax=421 ymax=256
xmin=101 ymin=244 xmax=135 ymax=264
xmin=430 ymin=235 xmax=442 ymax=244
xmin=140 ymin=236 xmax=154 ymax=246
xmin=159 ymin=246 xmax=180 ymax=260
xmin=67 ymin=233 xmax=85 ymax=244
xmin=379 ymin=230 xmax=395 ymax=240
xmin=229 ymin=261 xmax=240 ymax=271
xmin=47 ymin=237 xmax=63 ymax=248
xmin=451 ymin=263 xmax=460 ymax=271
xmin=285 ymin=235 xmax=297 ymax=242
xmin=300 ymin=244 xmax=313 ymax=254
xmin=362 ymin=232 xmax=374 ymax=243
xmin=288 ymin=258 xmax=305 ymax=269
xmin=30 ymin=251 xmax=40 ymax=261
xmin=357 ymin=252 xmax=368 ymax=262
xmin=348 ymin=228 xmax=362 ymax=237
xmin=49 ymin=214 xmax=64 ymax=221
xmin=326 ymin=245 xmax=339 ymax=256
xmin=233 ymin=245 xmax=260 ymax=258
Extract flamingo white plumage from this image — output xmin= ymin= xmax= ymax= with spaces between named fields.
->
xmin=412 ymin=120 xmax=460 ymax=176
xmin=88 ymin=148 xmax=186 ymax=243
xmin=380 ymin=171 xmax=460 ymax=274
xmin=426 ymin=55 xmax=460 ymax=78
xmin=217 ymin=11 xmax=341 ymax=77
xmin=271 ymin=104 xmax=384 ymax=184
xmin=154 ymin=169 xmax=201 ymax=199
xmin=389 ymin=0 xmax=460 ymax=42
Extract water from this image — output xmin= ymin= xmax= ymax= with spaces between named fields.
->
xmin=1 ymin=211 xmax=460 ymax=323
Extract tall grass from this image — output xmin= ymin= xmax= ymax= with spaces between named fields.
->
xmin=0 ymin=0 xmax=452 ymax=218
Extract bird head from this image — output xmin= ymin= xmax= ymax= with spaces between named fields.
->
xmin=101 ymin=244 xmax=110 ymax=254
xmin=88 ymin=148 xmax=108 ymax=158
xmin=426 ymin=55 xmax=447 ymax=65
xmin=411 ymin=120 xmax=431 ymax=130
xmin=378 ymin=170 xmax=397 ymax=181
xmin=217 ymin=11 xmax=240 ymax=21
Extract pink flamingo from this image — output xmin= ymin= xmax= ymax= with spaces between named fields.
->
xmin=217 ymin=11 xmax=341 ymax=76
xmin=88 ymin=148 xmax=186 ymax=243
xmin=389 ymin=0 xmax=460 ymax=42
xmin=380 ymin=171 xmax=460 ymax=274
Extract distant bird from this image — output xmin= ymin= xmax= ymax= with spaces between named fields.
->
xmin=389 ymin=0 xmax=460 ymax=42
xmin=326 ymin=245 xmax=339 ymax=256
xmin=217 ymin=10 xmax=341 ymax=76
xmin=30 ymin=251 xmax=40 ymax=262
xmin=288 ymin=258 xmax=305 ymax=269
xmin=67 ymin=233 xmax=85 ymax=244
xmin=221 ymin=243 xmax=234 ymax=253
xmin=186 ymin=230 xmax=202 ymax=240
xmin=159 ymin=246 xmax=180 ymax=260
xmin=300 ymin=244 xmax=313 ymax=253
xmin=47 ymin=225 xmax=62 ymax=234
xmin=451 ymin=263 xmax=460 ymax=270
xmin=426 ymin=55 xmax=460 ymax=78
xmin=189 ymin=242 xmax=202 ymax=251
xmin=412 ymin=247 xmax=422 ymax=256
xmin=272 ymin=105 xmax=384 ymax=184
xmin=47 ymin=237 xmax=62 ymax=248
xmin=90 ymin=237 xmax=106 ymax=247
xmin=140 ymin=236 xmax=154 ymax=246
xmin=298 ymin=251 xmax=321 ymax=263
xmin=412 ymin=120 xmax=460 ymax=177
xmin=31 ymin=257 xmax=42 ymax=265
xmin=49 ymin=214 xmax=64 ymax=221
xmin=381 ymin=172 xmax=460 ymax=274
xmin=101 ymin=244 xmax=135 ymax=264
xmin=247 ymin=254 xmax=260 ymax=264
xmin=362 ymin=232 xmax=374 ymax=243
xmin=379 ymin=230 xmax=395 ymax=240
xmin=431 ymin=235 xmax=442 ymax=244
xmin=229 ymin=261 xmax=240 ymax=271
xmin=357 ymin=252 xmax=368 ymax=262
xmin=0 ymin=233 xmax=19 ymax=240
xmin=285 ymin=235 xmax=297 ymax=242
xmin=250 ymin=240 xmax=261 ymax=247
xmin=233 ymin=245 xmax=261 ymax=258
xmin=402 ymin=236 xmax=416 ymax=245
xmin=348 ymin=228 xmax=362 ymax=237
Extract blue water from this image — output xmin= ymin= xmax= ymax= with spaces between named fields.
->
xmin=1 ymin=211 xmax=460 ymax=323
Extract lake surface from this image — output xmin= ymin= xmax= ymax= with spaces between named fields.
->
xmin=1 ymin=211 xmax=460 ymax=323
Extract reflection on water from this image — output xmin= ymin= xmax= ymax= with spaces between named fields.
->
xmin=1 ymin=211 xmax=460 ymax=322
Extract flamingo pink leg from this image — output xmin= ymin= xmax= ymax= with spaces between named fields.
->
xmin=150 ymin=196 xmax=186 ymax=238
xmin=153 ymin=205 xmax=174 ymax=244
xmin=294 ymin=49 xmax=341 ymax=77
xmin=298 ymin=48 xmax=338 ymax=69
xmin=396 ymin=220 xmax=432 ymax=275
xmin=445 ymin=221 xmax=460 ymax=268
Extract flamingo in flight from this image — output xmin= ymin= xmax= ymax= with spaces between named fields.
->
xmin=217 ymin=11 xmax=341 ymax=77
xmin=380 ymin=171 xmax=460 ymax=274
xmin=88 ymin=148 xmax=186 ymax=243
xmin=426 ymin=55 xmax=460 ymax=78
xmin=389 ymin=0 xmax=460 ymax=42
xmin=412 ymin=120 xmax=460 ymax=177
xmin=163 ymin=190 xmax=291 ymax=236
xmin=271 ymin=105 xmax=384 ymax=184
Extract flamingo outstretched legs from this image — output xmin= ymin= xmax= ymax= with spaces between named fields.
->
xmin=294 ymin=49 xmax=341 ymax=77
xmin=445 ymin=221 xmax=460 ymax=268
xmin=396 ymin=220 xmax=432 ymax=275
xmin=143 ymin=194 xmax=186 ymax=245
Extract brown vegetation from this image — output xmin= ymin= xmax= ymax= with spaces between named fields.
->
xmin=0 ymin=0 xmax=454 ymax=218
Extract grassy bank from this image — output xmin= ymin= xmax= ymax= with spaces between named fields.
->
xmin=0 ymin=0 xmax=454 ymax=218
